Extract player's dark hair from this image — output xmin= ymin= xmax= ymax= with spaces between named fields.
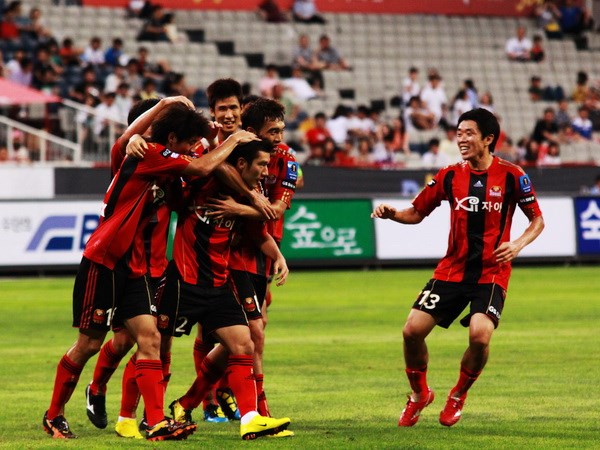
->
xmin=127 ymin=98 xmax=160 ymax=125
xmin=241 ymin=97 xmax=285 ymax=132
xmin=206 ymin=78 xmax=242 ymax=110
xmin=241 ymin=94 xmax=260 ymax=109
xmin=458 ymin=108 xmax=500 ymax=152
xmin=150 ymin=103 xmax=210 ymax=145
xmin=226 ymin=140 xmax=272 ymax=166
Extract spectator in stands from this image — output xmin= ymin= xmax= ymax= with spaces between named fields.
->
xmin=292 ymin=0 xmax=326 ymax=24
xmin=334 ymin=138 xmax=356 ymax=167
xmin=528 ymin=75 xmax=564 ymax=102
xmin=5 ymin=48 xmax=30 ymax=85
xmin=588 ymin=174 xmax=600 ymax=194
xmin=139 ymin=77 xmax=161 ymax=100
xmin=104 ymin=63 xmax=127 ymax=93
xmin=304 ymin=111 xmax=331 ymax=154
xmin=114 ymin=82 xmax=133 ymax=124
xmin=93 ymin=91 xmax=122 ymax=137
xmin=32 ymin=45 xmax=62 ymax=90
xmin=0 ymin=1 xmax=22 ymax=53
xmin=258 ymin=64 xmax=280 ymax=97
xmin=124 ymin=58 xmax=144 ymax=93
xmin=371 ymin=128 xmax=399 ymax=165
xmin=572 ymin=70 xmax=589 ymax=103
xmin=20 ymin=6 xmax=51 ymax=49
xmin=401 ymin=66 xmax=421 ymax=108
xmin=479 ymin=91 xmax=495 ymax=114
xmin=348 ymin=105 xmax=376 ymax=140
xmin=70 ymin=66 xmax=101 ymax=102
xmin=538 ymin=141 xmax=562 ymax=166
xmin=404 ymin=95 xmax=435 ymax=132
xmin=104 ymin=38 xmax=125 ymax=67
xmin=292 ymin=34 xmax=324 ymax=90
xmin=556 ymin=0 xmax=593 ymax=35
xmin=162 ymin=12 xmax=181 ymax=43
xmin=0 ymin=145 xmax=9 ymax=163
xmin=354 ymin=136 xmax=375 ymax=167
xmin=530 ymin=34 xmax=545 ymax=62
xmin=11 ymin=129 xmax=31 ymax=163
xmin=316 ymin=34 xmax=350 ymax=71
xmin=450 ymin=89 xmax=473 ymax=127
xmin=494 ymin=136 xmax=519 ymax=163
xmin=463 ymin=79 xmax=479 ymax=107
xmin=283 ymin=66 xmax=319 ymax=101
xmin=505 ymin=25 xmax=532 ymax=61
xmin=421 ymin=137 xmax=450 ymax=169
xmin=162 ymin=71 xmax=194 ymax=98
xmin=135 ymin=45 xmax=170 ymax=81
xmin=389 ymin=116 xmax=411 ymax=155
xmin=535 ymin=0 xmax=563 ymax=39
xmin=137 ymin=4 xmax=170 ymax=42
xmin=420 ymin=72 xmax=447 ymax=127
xmin=59 ymin=37 xmax=83 ymax=67
xmin=571 ymin=105 xmax=593 ymax=140
xmin=555 ymin=98 xmax=572 ymax=130
xmin=127 ymin=0 xmax=153 ymax=19
xmin=257 ymin=0 xmax=288 ymax=23
xmin=327 ymin=104 xmax=352 ymax=146
xmin=272 ymin=82 xmax=308 ymax=133
xmin=439 ymin=125 xmax=461 ymax=163
xmin=523 ymin=138 xmax=540 ymax=164
xmin=81 ymin=36 xmax=105 ymax=67
xmin=531 ymin=107 xmax=560 ymax=145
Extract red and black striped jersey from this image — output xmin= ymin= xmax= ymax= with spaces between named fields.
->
xmin=263 ymin=142 xmax=298 ymax=243
xmin=412 ymin=157 xmax=542 ymax=290
xmin=84 ymin=143 xmax=191 ymax=276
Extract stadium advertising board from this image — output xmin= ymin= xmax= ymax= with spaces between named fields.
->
xmin=83 ymin=0 xmax=530 ymax=16
xmin=280 ymin=199 xmax=375 ymax=261
xmin=574 ymin=197 xmax=600 ymax=256
xmin=0 ymin=167 xmax=54 ymax=199
xmin=0 ymin=201 xmax=100 ymax=266
xmin=372 ymin=197 xmax=576 ymax=260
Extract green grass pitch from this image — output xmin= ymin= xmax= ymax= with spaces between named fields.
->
xmin=0 ymin=266 xmax=598 ymax=449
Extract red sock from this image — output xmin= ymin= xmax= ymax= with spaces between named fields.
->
xmin=135 ymin=359 xmax=164 ymax=427
xmin=119 ymin=353 xmax=140 ymax=418
xmin=193 ymin=338 xmax=213 ymax=375
xmin=90 ymin=340 xmax=122 ymax=395
xmin=451 ymin=365 xmax=481 ymax=399
xmin=405 ymin=366 xmax=429 ymax=396
xmin=161 ymin=352 xmax=171 ymax=393
xmin=227 ymin=355 xmax=256 ymax=417
xmin=48 ymin=355 xmax=83 ymax=418
xmin=180 ymin=357 xmax=224 ymax=410
xmin=255 ymin=373 xmax=270 ymax=417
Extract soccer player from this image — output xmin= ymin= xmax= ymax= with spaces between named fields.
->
xmin=85 ymin=96 xmax=194 ymax=439
xmin=371 ymin=108 xmax=544 ymax=427
xmin=159 ymin=139 xmax=292 ymax=440
xmin=206 ymin=98 xmax=298 ymax=423
xmin=43 ymin=103 xmax=258 ymax=440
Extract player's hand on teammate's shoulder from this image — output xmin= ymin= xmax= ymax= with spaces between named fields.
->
xmin=229 ymin=129 xmax=260 ymax=144
xmin=371 ymin=204 xmax=396 ymax=220
xmin=164 ymin=95 xmax=195 ymax=110
xmin=206 ymin=120 xmax=223 ymax=143
xmin=250 ymin=191 xmax=277 ymax=220
xmin=204 ymin=195 xmax=240 ymax=219
xmin=126 ymin=134 xmax=148 ymax=159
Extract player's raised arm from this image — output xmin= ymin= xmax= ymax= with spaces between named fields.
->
xmin=371 ymin=204 xmax=424 ymax=224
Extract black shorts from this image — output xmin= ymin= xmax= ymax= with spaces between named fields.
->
xmin=412 ymin=279 xmax=506 ymax=329
xmin=230 ymin=269 xmax=267 ymax=321
xmin=157 ymin=264 xmax=248 ymax=340
xmin=72 ymin=257 xmax=155 ymax=331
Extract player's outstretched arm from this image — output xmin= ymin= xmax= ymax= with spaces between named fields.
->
xmin=493 ymin=214 xmax=544 ymax=263
xmin=183 ymin=130 xmax=259 ymax=178
xmin=371 ymin=204 xmax=424 ymax=224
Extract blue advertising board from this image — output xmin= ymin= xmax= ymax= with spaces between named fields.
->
xmin=574 ymin=197 xmax=600 ymax=256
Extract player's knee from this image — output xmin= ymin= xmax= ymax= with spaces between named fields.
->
xmin=469 ymin=332 xmax=491 ymax=351
xmin=230 ymin=338 xmax=254 ymax=356
xmin=403 ymin=323 xmax=425 ymax=343
xmin=112 ymin=333 xmax=135 ymax=356
xmin=135 ymin=329 xmax=161 ymax=354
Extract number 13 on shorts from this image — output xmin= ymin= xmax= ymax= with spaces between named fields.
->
xmin=417 ymin=290 xmax=440 ymax=310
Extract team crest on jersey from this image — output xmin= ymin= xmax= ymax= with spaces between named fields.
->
xmin=243 ymin=297 xmax=257 ymax=313
xmin=489 ymin=186 xmax=502 ymax=197
xmin=157 ymin=314 xmax=169 ymax=329
xmin=92 ymin=309 xmax=106 ymax=324
xmin=519 ymin=175 xmax=532 ymax=193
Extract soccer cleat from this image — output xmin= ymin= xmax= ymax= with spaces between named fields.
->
xmin=43 ymin=411 xmax=77 ymax=439
xmin=169 ymin=399 xmax=196 ymax=425
xmin=439 ymin=394 xmax=466 ymax=427
xmin=85 ymin=384 xmax=108 ymax=429
xmin=115 ymin=418 xmax=143 ymax=439
xmin=268 ymin=429 xmax=295 ymax=438
xmin=145 ymin=418 xmax=196 ymax=441
xmin=204 ymin=404 xmax=229 ymax=423
xmin=216 ymin=387 xmax=241 ymax=421
xmin=398 ymin=389 xmax=435 ymax=427
xmin=240 ymin=414 xmax=291 ymax=440
xmin=138 ymin=417 xmax=148 ymax=432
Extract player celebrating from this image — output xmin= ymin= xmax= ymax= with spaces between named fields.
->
xmin=159 ymin=139 xmax=292 ymax=440
xmin=371 ymin=108 xmax=544 ymax=427
xmin=43 ymin=103 xmax=258 ymax=440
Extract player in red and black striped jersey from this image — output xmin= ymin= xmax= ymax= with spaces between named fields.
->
xmin=372 ymin=108 xmax=544 ymax=428
xmin=44 ymin=103 xmax=258 ymax=441
xmin=160 ymin=140 xmax=292 ymax=439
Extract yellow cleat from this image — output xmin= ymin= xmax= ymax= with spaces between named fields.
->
xmin=240 ymin=414 xmax=291 ymax=440
xmin=115 ymin=418 xmax=143 ymax=439
xmin=269 ymin=429 xmax=295 ymax=438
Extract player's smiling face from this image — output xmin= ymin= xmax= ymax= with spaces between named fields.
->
xmin=211 ymin=96 xmax=241 ymax=135
xmin=257 ymin=118 xmax=285 ymax=150
xmin=239 ymin=150 xmax=270 ymax=188
xmin=457 ymin=120 xmax=493 ymax=162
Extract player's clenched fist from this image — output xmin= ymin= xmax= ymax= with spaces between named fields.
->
xmin=371 ymin=204 xmax=396 ymax=220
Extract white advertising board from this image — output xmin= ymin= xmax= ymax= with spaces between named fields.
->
xmin=373 ymin=197 xmax=576 ymax=260
xmin=0 ymin=200 xmax=102 ymax=266
xmin=0 ymin=167 xmax=54 ymax=199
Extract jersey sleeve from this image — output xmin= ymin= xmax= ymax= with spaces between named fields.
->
xmin=270 ymin=152 xmax=298 ymax=209
xmin=110 ymin=139 xmax=124 ymax=177
xmin=412 ymin=168 xmax=448 ymax=217
xmin=514 ymin=170 xmax=542 ymax=219
xmin=136 ymin=146 xmax=192 ymax=177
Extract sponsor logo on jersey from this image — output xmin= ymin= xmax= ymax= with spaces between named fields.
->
xmin=519 ymin=174 xmax=532 ymax=193
xmin=281 ymin=180 xmax=296 ymax=190
xmin=489 ymin=186 xmax=502 ymax=197
xmin=455 ymin=196 xmax=502 ymax=213
xmin=518 ymin=194 xmax=536 ymax=204
xmin=157 ymin=314 xmax=169 ymax=329
xmin=92 ymin=309 xmax=106 ymax=324
xmin=473 ymin=180 xmax=484 ymax=188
